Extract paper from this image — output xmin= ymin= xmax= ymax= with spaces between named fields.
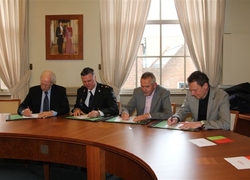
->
xmin=163 ymin=123 xmax=183 ymax=129
xmin=74 ymin=114 xmax=91 ymax=119
xmin=207 ymin=136 xmax=233 ymax=144
xmin=113 ymin=116 xmax=136 ymax=122
xmin=189 ymin=138 xmax=216 ymax=147
xmin=224 ymin=156 xmax=250 ymax=170
xmin=150 ymin=121 xmax=200 ymax=131
xmin=22 ymin=113 xmax=39 ymax=118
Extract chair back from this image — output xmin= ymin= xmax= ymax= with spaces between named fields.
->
xmin=0 ymin=99 xmax=20 ymax=114
xmin=230 ymin=110 xmax=239 ymax=131
xmin=171 ymin=103 xmax=176 ymax=114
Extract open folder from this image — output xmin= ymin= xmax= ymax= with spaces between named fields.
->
xmin=105 ymin=116 xmax=151 ymax=125
xmin=63 ymin=114 xmax=109 ymax=122
xmin=149 ymin=120 xmax=201 ymax=132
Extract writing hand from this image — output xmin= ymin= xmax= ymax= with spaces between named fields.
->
xmin=121 ymin=112 xmax=130 ymax=120
xmin=23 ymin=107 xmax=32 ymax=116
xmin=88 ymin=110 xmax=100 ymax=118
xmin=167 ymin=117 xmax=178 ymax=126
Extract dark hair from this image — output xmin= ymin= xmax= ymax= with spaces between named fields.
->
xmin=187 ymin=71 xmax=209 ymax=87
xmin=141 ymin=72 xmax=156 ymax=84
xmin=80 ymin=67 xmax=95 ymax=76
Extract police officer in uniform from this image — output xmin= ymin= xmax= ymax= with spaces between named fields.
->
xmin=72 ymin=67 xmax=119 ymax=117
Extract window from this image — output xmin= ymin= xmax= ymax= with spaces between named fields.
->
xmin=122 ymin=0 xmax=196 ymax=90
xmin=0 ymin=79 xmax=8 ymax=91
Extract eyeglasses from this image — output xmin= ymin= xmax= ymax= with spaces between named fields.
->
xmin=41 ymin=83 xmax=52 ymax=87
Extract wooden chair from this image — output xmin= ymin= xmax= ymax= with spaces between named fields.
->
xmin=171 ymin=103 xmax=176 ymax=114
xmin=230 ymin=110 xmax=239 ymax=131
xmin=0 ymin=99 xmax=20 ymax=114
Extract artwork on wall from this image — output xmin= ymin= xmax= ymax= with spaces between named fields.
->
xmin=45 ymin=14 xmax=83 ymax=60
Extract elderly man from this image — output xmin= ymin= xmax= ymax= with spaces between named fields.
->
xmin=18 ymin=70 xmax=70 ymax=118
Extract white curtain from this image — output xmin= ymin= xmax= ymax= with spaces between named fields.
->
xmin=0 ymin=0 xmax=30 ymax=100
xmin=174 ymin=0 xmax=226 ymax=87
xmin=99 ymin=0 xmax=151 ymax=101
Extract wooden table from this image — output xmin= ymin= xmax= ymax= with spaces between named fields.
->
xmin=0 ymin=114 xmax=250 ymax=180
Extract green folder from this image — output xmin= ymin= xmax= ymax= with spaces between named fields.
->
xmin=149 ymin=120 xmax=201 ymax=132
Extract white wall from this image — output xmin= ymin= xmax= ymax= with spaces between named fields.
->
xmin=223 ymin=0 xmax=250 ymax=85
xmin=28 ymin=0 xmax=250 ymax=106
xmin=29 ymin=0 xmax=101 ymax=87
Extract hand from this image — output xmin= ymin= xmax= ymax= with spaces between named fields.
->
xmin=38 ymin=111 xmax=53 ymax=119
xmin=88 ymin=110 xmax=100 ymax=118
xmin=121 ymin=112 xmax=130 ymax=120
xmin=72 ymin=108 xmax=84 ymax=116
xmin=22 ymin=107 xmax=32 ymax=116
xmin=178 ymin=122 xmax=203 ymax=129
xmin=133 ymin=114 xmax=150 ymax=122
xmin=167 ymin=117 xmax=178 ymax=126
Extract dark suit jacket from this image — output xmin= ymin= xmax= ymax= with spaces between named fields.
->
xmin=18 ymin=84 xmax=70 ymax=116
xmin=72 ymin=83 xmax=119 ymax=116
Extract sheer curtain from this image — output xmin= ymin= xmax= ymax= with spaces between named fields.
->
xmin=99 ymin=0 xmax=151 ymax=101
xmin=174 ymin=0 xmax=226 ymax=87
xmin=0 ymin=0 xmax=30 ymax=100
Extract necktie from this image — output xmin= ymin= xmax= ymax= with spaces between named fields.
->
xmin=89 ymin=91 xmax=94 ymax=108
xmin=43 ymin=92 xmax=49 ymax=111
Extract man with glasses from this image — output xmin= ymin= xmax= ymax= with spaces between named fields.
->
xmin=18 ymin=70 xmax=70 ymax=118
xmin=167 ymin=71 xmax=230 ymax=130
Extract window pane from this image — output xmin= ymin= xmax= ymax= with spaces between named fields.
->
xmin=162 ymin=57 xmax=196 ymax=89
xmin=162 ymin=24 xmax=184 ymax=56
xmin=148 ymin=0 xmax=160 ymax=20
xmin=0 ymin=79 xmax=8 ymax=90
xmin=139 ymin=57 xmax=161 ymax=84
xmin=161 ymin=0 xmax=178 ymax=20
xmin=139 ymin=25 xmax=160 ymax=56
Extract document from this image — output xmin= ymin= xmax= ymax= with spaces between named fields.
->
xmin=74 ymin=114 xmax=91 ymax=119
xmin=113 ymin=116 xmax=136 ymax=122
xmin=189 ymin=138 xmax=216 ymax=147
xmin=224 ymin=156 xmax=250 ymax=170
xmin=105 ymin=116 xmax=150 ymax=125
xmin=22 ymin=113 xmax=39 ymax=118
xmin=64 ymin=115 xmax=101 ymax=121
xmin=149 ymin=120 xmax=201 ymax=131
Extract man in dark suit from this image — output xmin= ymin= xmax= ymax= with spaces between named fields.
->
xmin=72 ymin=67 xmax=119 ymax=117
xmin=121 ymin=72 xmax=172 ymax=122
xmin=18 ymin=70 xmax=70 ymax=118
xmin=56 ymin=21 xmax=64 ymax=54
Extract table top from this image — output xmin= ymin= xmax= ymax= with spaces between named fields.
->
xmin=1 ymin=114 xmax=250 ymax=180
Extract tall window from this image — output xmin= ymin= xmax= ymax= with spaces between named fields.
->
xmin=122 ymin=0 xmax=196 ymax=90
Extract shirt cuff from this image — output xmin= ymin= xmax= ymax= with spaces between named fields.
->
xmin=98 ymin=110 xmax=104 ymax=117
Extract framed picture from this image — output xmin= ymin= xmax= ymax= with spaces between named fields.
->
xmin=45 ymin=14 xmax=83 ymax=60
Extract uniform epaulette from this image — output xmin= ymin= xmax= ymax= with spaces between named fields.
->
xmin=101 ymin=85 xmax=110 ymax=88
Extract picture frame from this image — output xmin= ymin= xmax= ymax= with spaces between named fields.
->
xmin=45 ymin=14 xmax=83 ymax=60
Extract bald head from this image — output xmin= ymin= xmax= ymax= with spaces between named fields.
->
xmin=40 ymin=70 xmax=56 ymax=92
